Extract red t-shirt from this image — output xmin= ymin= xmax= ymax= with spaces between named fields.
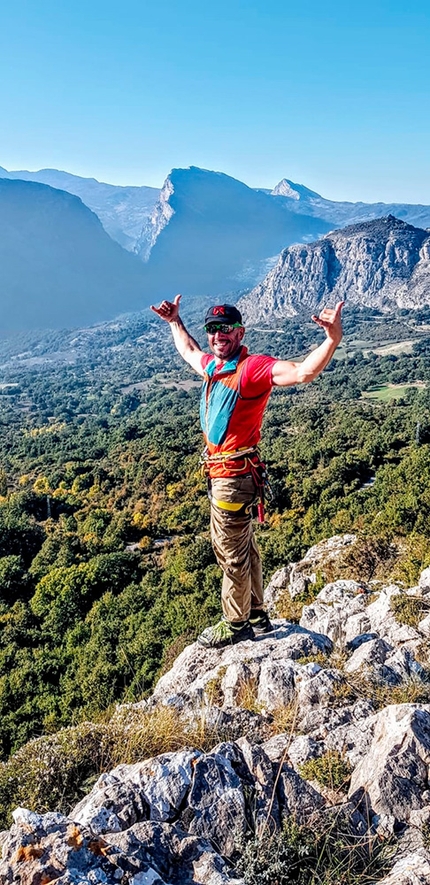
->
xmin=200 ymin=349 xmax=276 ymax=477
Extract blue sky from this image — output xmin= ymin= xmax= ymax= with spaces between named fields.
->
xmin=1 ymin=0 xmax=429 ymax=202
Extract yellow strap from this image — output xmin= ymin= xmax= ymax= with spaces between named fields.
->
xmin=212 ymin=499 xmax=245 ymax=512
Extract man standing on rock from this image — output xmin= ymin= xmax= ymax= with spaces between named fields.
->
xmin=151 ymin=296 xmax=344 ymax=649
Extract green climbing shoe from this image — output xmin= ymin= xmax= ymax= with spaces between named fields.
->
xmin=198 ymin=618 xmax=254 ymax=649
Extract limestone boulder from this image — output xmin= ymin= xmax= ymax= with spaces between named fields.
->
xmin=185 ymin=752 xmax=246 ymax=857
xmin=419 ymin=566 xmax=430 ymax=595
xmin=256 ymin=658 xmax=296 ymax=710
xmin=235 ymin=737 xmax=281 ymax=833
xmin=263 ymin=566 xmax=292 ymax=611
xmin=375 ymin=850 xmax=430 ymax=885
xmin=300 ymin=583 xmax=368 ymax=648
xmin=277 ymin=765 xmax=325 ymax=823
xmin=366 ymin=587 xmax=422 ymax=651
xmin=344 ymin=637 xmax=393 ymax=675
xmin=265 ymin=533 xmax=357 ymax=608
xmin=349 ymin=705 xmax=430 ymax=822
xmin=287 ymin=735 xmax=324 ymax=767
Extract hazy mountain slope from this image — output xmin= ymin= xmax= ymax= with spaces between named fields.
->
xmin=272 ymin=178 xmax=430 ymax=229
xmin=0 ymin=167 xmax=159 ymax=251
xmin=138 ymin=166 xmax=331 ymax=295
xmin=238 ymin=215 xmax=430 ymax=322
xmin=0 ymin=179 xmax=149 ymax=333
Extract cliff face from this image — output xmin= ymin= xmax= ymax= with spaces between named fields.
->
xmin=135 ymin=166 xmax=331 ymax=296
xmin=238 ymin=215 xmax=430 ymax=322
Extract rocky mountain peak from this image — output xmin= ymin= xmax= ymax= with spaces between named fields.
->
xmin=272 ymin=179 xmax=301 ymax=199
xmin=135 ymin=166 xmax=330 ymax=295
xmin=271 ymin=178 xmax=322 ymax=201
xmin=238 ymin=215 xmax=430 ymax=323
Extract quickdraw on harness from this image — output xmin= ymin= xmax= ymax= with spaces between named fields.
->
xmin=200 ymin=446 xmax=273 ymax=523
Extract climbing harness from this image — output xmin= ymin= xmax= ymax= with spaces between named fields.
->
xmin=200 ymin=447 xmax=273 ymax=523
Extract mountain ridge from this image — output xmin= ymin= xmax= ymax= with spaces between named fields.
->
xmin=0 ymin=178 xmax=150 ymax=333
xmin=0 ymin=166 xmax=159 ymax=251
xmin=271 ymin=177 xmax=430 ymax=230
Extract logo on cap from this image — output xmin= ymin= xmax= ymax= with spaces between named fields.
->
xmin=212 ymin=306 xmax=225 ymax=316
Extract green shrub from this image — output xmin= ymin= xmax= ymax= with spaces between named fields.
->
xmin=236 ymin=817 xmax=393 ymax=885
xmin=299 ymin=750 xmax=351 ymax=791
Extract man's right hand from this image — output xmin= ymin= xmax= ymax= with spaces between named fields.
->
xmin=150 ymin=293 xmax=181 ymax=323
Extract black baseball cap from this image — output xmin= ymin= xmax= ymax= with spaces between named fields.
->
xmin=204 ymin=304 xmax=243 ymax=327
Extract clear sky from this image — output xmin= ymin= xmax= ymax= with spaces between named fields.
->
xmin=1 ymin=0 xmax=429 ymax=203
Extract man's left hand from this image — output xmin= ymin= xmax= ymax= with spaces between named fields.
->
xmin=311 ymin=301 xmax=345 ymax=342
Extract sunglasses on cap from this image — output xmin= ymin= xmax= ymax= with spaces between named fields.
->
xmin=204 ymin=322 xmax=243 ymax=334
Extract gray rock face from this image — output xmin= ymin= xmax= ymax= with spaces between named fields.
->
xmin=366 ymin=586 xmax=422 ymax=651
xmin=149 ymin=622 xmax=332 ymax=715
xmin=265 ymin=534 xmax=357 ymax=608
xmin=376 ymin=851 xmax=430 ymax=885
xmin=238 ymin=216 xmax=430 ymax=322
xmin=300 ymin=582 xmax=368 ymax=648
xmin=72 ymin=751 xmax=201 ymax=829
xmin=349 ymin=705 xmax=430 ymax=822
xmin=186 ymin=753 xmax=246 ymax=857
xmin=277 ymin=765 xmax=325 ymax=823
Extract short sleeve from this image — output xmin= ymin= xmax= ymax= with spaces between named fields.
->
xmin=240 ymin=354 xmax=277 ymax=398
xmin=200 ymin=353 xmax=212 ymax=371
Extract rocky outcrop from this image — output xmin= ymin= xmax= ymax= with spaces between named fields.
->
xmin=4 ymin=534 xmax=430 ymax=883
xmin=238 ymin=215 xmax=430 ymax=322
xmin=138 ymin=177 xmax=175 ymax=261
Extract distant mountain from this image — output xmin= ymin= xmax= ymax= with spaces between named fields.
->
xmin=0 ymin=179 xmax=149 ymax=333
xmin=0 ymin=166 xmax=430 ymax=265
xmin=3 ymin=163 xmax=430 ymax=333
xmin=238 ymin=216 xmax=430 ymax=322
xmin=271 ymin=178 xmax=430 ymax=230
xmin=0 ymin=167 xmax=159 ymax=251
xmin=137 ymin=166 xmax=331 ymax=295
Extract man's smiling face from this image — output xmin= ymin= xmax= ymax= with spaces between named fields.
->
xmin=207 ymin=325 xmax=245 ymax=362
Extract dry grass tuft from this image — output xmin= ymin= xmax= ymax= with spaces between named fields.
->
xmin=235 ymin=677 xmax=262 ymax=714
xmin=269 ymin=702 xmax=299 ymax=736
xmin=336 ymin=672 xmax=430 ymax=710
xmin=0 ymin=703 xmax=228 ymax=830
xmin=391 ymin=594 xmax=430 ymax=628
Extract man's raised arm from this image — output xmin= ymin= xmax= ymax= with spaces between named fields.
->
xmin=150 ymin=294 xmax=205 ymax=377
xmin=271 ymin=301 xmax=344 ymax=387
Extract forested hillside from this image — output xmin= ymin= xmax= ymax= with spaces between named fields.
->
xmin=2 ymin=305 xmax=430 ymax=761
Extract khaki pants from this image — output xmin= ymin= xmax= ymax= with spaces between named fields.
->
xmin=210 ymin=474 xmax=264 ymax=623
